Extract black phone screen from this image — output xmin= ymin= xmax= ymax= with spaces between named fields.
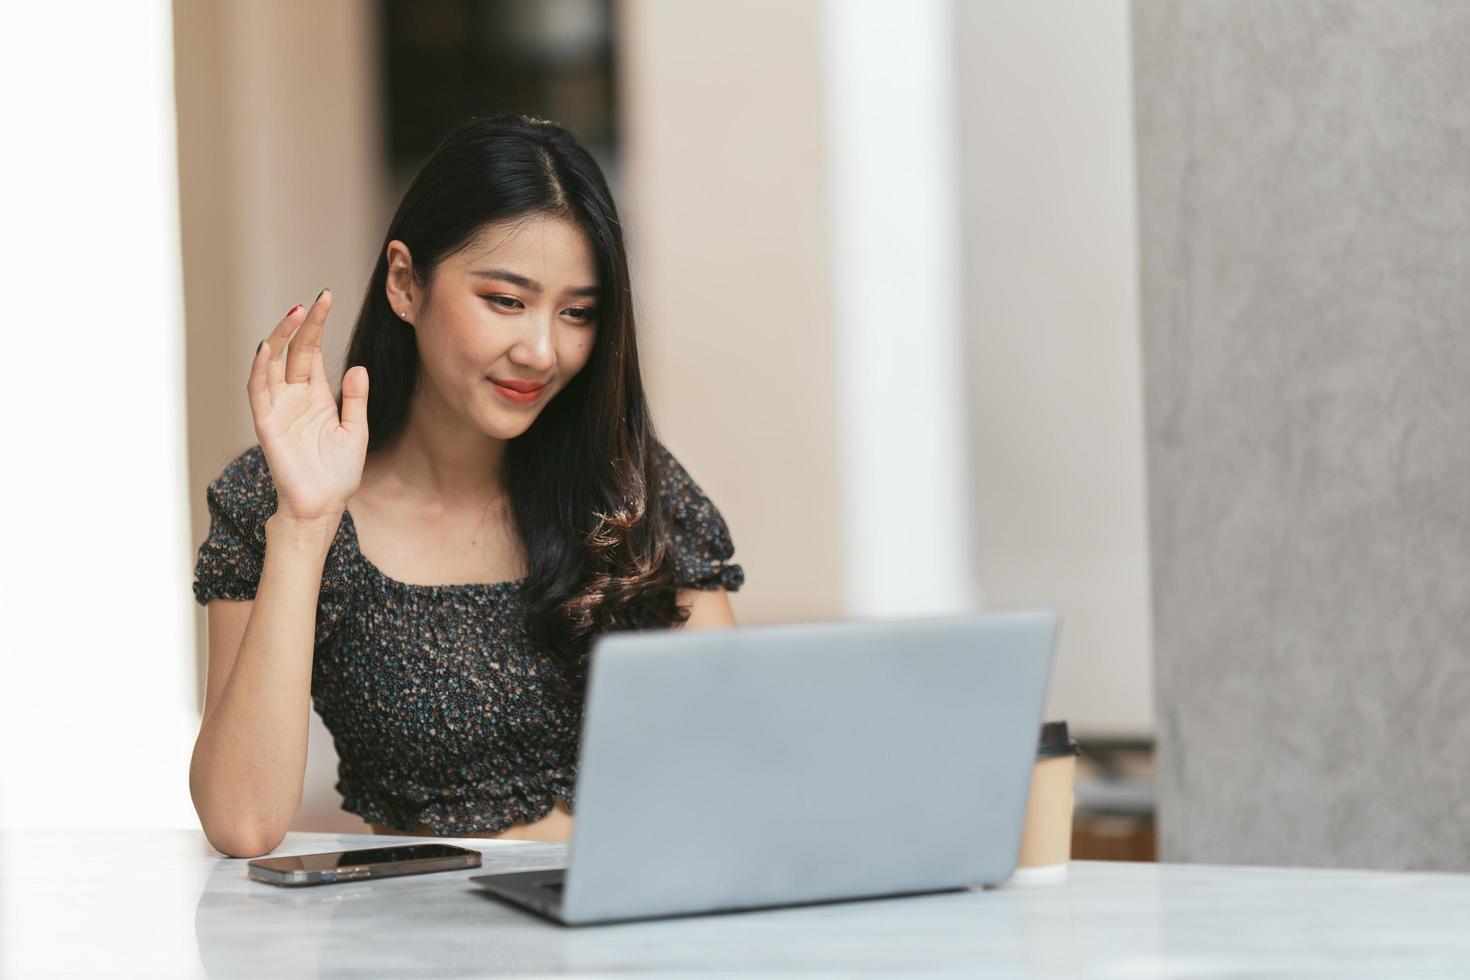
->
xmin=252 ymin=843 xmax=471 ymax=874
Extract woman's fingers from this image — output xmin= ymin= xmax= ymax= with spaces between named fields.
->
xmin=246 ymin=336 xmax=274 ymax=420
xmin=250 ymin=292 xmax=334 ymax=422
xmin=339 ymin=365 xmax=370 ymax=439
xmin=285 ymin=289 xmax=332 ymax=385
xmin=266 ymin=304 xmax=307 ymax=390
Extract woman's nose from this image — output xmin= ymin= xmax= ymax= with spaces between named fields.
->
xmin=509 ymin=312 xmax=556 ymax=370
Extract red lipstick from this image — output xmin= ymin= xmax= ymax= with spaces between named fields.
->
xmin=488 ymin=377 xmax=548 ymax=405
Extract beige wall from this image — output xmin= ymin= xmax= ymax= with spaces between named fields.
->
xmin=174 ymin=0 xmax=385 ymax=832
xmin=619 ymin=0 xmax=844 ymax=625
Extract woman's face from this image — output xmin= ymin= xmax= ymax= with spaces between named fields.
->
xmin=389 ymin=214 xmax=600 ymax=440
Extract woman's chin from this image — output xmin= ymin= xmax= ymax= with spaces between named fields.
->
xmin=474 ymin=406 xmax=540 ymax=441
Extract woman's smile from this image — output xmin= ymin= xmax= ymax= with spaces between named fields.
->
xmin=488 ymin=376 xmax=548 ymax=405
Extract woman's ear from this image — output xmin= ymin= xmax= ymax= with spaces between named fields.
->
xmin=385 ymin=240 xmax=418 ymax=325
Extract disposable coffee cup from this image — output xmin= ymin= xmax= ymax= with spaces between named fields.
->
xmin=1010 ymin=720 xmax=1081 ymax=885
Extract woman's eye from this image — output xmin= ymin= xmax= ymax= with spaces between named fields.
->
xmin=486 ymin=296 xmax=593 ymax=322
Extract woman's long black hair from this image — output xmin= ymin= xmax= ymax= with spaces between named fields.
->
xmin=337 ymin=113 xmax=687 ymax=695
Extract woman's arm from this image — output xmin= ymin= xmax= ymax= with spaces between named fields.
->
xmin=190 ymin=290 xmax=369 ymax=858
xmin=190 ymin=514 xmax=340 ymax=858
xmin=677 ymin=587 xmax=737 ymax=629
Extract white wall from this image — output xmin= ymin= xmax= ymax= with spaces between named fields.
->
xmin=823 ymin=0 xmax=976 ymax=618
xmin=953 ymin=0 xmax=1154 ymax=735
xmin=0 ymin=1 xmax=198 ymax=827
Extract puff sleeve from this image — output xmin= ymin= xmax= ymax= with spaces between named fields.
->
xmin=654 ymin=441 xmax=745 ymax=592
xmin=191 ymin=445 xmax=353 ymax=646
xmin=192 ymin=446 xmax=273 ymax=605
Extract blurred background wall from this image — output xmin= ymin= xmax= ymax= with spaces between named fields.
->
xmin=954 ymin=0 xmax=1152 ymax=738
xmin=1136 ymin=0 xmax=1470 ymax=870
xmin=622 ymin=0 xmax=845 ymax=627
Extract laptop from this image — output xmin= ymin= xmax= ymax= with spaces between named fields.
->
xmin=470 ymin=609 xmax=1058 ymax=925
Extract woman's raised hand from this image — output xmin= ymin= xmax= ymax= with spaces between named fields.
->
xmin=247 ymin=289 xmax=370 ymax=524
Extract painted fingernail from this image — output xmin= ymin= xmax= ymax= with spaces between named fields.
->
xmin=257 ymin=340 xmax=265 ymax=354
xmin=315 ymin=288 xmax=328 ymax=301
xmin=287 ymin=304 xmax=303 ymax=316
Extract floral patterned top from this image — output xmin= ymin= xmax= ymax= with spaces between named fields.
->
xmin=191 ymin=442 xmax=743 ymax=835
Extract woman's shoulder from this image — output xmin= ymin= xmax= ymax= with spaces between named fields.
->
xmin=651 ymin=440 xmax=720 ymax=522
xmin=194 ymin=444 xmax=355 ymax=631
xmin=206 ymin=444 xmax=278 ymax=523
xmin=193 ymin=445 xmax=276 ymax=607
xmin=200 ymin=444 xmax=281 ymax=560
xmin=651 ymin=439 xmax=744 ymax=592
xmin=212 ymin=443 xmax=273 ymax=492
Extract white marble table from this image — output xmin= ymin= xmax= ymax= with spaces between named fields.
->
xmin=4 ymin=828 xmax=1470 ymax=978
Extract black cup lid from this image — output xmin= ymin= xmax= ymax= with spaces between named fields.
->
xmin=1038 ymin=720 xmax=1081 ymax=758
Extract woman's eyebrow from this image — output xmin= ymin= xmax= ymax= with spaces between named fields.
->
xmin=471 ymin=268 xmax=599 ymax=298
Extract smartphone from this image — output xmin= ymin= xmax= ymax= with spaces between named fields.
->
xmin=247 ymin=842 xmax=481 ymax=887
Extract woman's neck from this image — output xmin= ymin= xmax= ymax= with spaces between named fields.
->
xmin=376 ymin=387 xmax=509 ymax=506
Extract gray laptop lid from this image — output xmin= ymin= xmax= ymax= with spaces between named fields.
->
xmin=559 ymin=609 xmax=1059 ymax=924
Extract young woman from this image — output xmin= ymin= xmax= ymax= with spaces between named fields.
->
xmin=189 ymin=114 xmax=743 ymax=859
